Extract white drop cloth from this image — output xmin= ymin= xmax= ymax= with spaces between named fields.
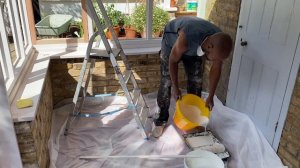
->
xmin=48 ymin=92 xmax=286 ymax=168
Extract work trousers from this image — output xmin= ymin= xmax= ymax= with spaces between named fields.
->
xmin=155 ymin=41 xmax=204 ymax=126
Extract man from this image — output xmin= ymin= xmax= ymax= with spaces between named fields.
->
xmin=152 ymin=17 xmax=233 ymax=138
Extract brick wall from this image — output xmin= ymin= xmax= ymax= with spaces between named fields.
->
xmin=278 ymin=69 xmax=300 ymax=168
xmin=50 ymin=54 xmax=186 ymax=105
xmin=203 ymin=0 xmax=241 ymax=103
xmin=14 ymin=71 xmax=53 ymax=168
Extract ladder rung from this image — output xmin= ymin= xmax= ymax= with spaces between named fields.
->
xmin=123 ymin=70 xmax=131 ymax=84
xmin=90 ymin=55 xmax=110 ymax=59
xmin=90 ymin=48 xmax=110 ymax=58
xmin=90 ymin=48 xmax=121 ymax=59
xmin=131 ymin=89 xmax=141 ymax=105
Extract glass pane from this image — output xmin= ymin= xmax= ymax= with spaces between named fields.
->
xmin=35 ymin=0 xmax=84 ymax=39
xmin=17 ymin=0 xmax=30 ymax=48
xmin=101 ymin=0 xmax=145 ymax=39
xmin=153 ymin=1 xmax=170 ymax=38
xmin=155 ymin=0 xmax=201 ymax=37
xmin=2 ymin=1 xmax=17 ymax=63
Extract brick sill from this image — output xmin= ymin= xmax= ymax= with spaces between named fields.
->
xmin=10 ymin=44 xmax=160 ymax=122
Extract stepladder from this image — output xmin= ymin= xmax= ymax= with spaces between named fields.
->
xmin=63 ymin=0 xmax=151 ymax=139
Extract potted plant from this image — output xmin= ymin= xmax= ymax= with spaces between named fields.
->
xmin=95 ymin=3 xmax=126 ymax=39
xmin=131 ymin=4 xmax=169 ymax=38
xmin=153 ymin=6 xmax=169 ymax=37
xmin=105 ymin=4 xmax=125 ymax=39
xmin=131 ymin=4 xmax=146 ymax=36
xmin=124 ymin=15 xmax=136 ymax=39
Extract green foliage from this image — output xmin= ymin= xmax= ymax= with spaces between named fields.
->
xmin=106 ymin=4 xmax=125 ymax=26
xmin=153 ymin=6 xmax=169 ymax=33
xmin=131 ymin=4 xmax=147 ymax=33
xmin=123 ymin=15 xmax=132 ymax=28
xmin=94 ymin=3 xmax=126 ymax=27
xmin=131 ymin=5 xmax=169 ymax=33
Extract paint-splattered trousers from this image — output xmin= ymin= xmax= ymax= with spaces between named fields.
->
xmin=155 ymin=39 xmax=204 ymax=126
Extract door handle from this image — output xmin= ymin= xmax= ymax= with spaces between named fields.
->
xmin=241 ymin=41 xmax=248 ymax=46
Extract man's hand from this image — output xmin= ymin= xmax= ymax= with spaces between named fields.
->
xmin=172 ymin=87 xmax=182 ymax=100
xmin=205 ymin=95 xmax=214 ymax=111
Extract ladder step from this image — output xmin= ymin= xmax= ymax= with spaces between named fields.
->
xmin=90 ymin=48 xmax=121 ymax=59
xmin=131 ymin=89 xmax=141 ymax=105
xmin=123 ymin=70 xmax=131 ymax=84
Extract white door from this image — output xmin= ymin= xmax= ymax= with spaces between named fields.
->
xmin=227 ymin=0 xmax=300 ymax=146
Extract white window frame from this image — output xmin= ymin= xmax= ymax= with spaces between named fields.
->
xmin=0 ymin=0 xmax=33 ymax=98
xmin=87 ymin=0 xmax=207 ymax=49
xmin=6 ymin=0 xmax=26 ymax=64
xmin=17 ymin=0 xmax=32 ymax=50
xmin=0 ymin=1 xmax=14 ymax=84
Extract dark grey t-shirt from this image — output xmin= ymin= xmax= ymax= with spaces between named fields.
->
xmin=163 ymin=17 xmax=221 ymax=56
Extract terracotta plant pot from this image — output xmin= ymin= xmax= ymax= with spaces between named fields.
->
xmin=153 ymin=31 xmax=161 ymax=38
xmin=141 ymin=31 xmax=146 ymax=38
xmin=106 ymin=26 xmax=120 ymax=39
xmin=141 ymin=31 xmax=161 ymax=38
xmin=125 ymin=28 xmax=136 ymax=39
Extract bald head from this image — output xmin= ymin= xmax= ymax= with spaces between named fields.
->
xmin=211 ymin=32 xmax=233 ymax=59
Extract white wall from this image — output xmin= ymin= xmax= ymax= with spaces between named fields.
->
xmin=39 ymin=0 xmax=82 ymax=21
xmin=0 ymin=63 xmax=22 ymax=168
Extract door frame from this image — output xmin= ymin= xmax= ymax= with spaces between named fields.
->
xmin=227 ymin=0 xmax=300 ymax=150
xmin=25 ymin=0 xmax=89 ymax=45
xmin=273 ymin=34 xmax=300 ymax=150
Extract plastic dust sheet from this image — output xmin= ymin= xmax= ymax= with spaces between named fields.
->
xmin=48 ymin=92 xmax=287 ymax=168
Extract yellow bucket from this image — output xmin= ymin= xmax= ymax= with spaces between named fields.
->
xmin=173 ymin=94 xmax=210 ymax=131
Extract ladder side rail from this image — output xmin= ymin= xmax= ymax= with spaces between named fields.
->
xmin=65 ymin=31 xmax=100 ymax=135
xmin=89 ymin=59 xmax=95 ymax=96
xmin=110 ymin=53 xmax=147 ymax=138
xmin=86 ymin=30 xmax=100 ymax=57
xmin=119 ymin=50 xmax=130 ymax=70
xmin=95 ymin=0 xmax=118 ymax=45
xmin=95 ymin=1 xmax=130 ymax=69
xmin=110 ymin=54 xmax=133 ymax=103
xmin=76 ymin=64 xmax=93 ymax=113
xmin=71 ymin=28 xmax=99 ymax=106
xmin=72 ymin=58 xmax=89 ymax=106
xmin=65 ymin=58 xmax=94 ymax=135
xmin=94 ymin=1 xmax=126 ymax=52
xmin=86 ymin=0 xmax=112 ymax=53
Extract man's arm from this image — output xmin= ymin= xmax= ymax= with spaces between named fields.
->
xmin=206 ymin=60 xmax=222 ymax=109
xmin=169 ymin=30 xmax=188 ymax=99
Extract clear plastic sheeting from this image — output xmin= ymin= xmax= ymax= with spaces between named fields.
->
xmin=209 ymin=98 xmax=287 ymax=168
xmin=49 ymin=93 xmax=286 ymax=168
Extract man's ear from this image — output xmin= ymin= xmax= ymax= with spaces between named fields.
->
xmin=208 ymin=42 xmax=214 ymax=49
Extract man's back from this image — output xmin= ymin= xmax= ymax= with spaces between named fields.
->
xmin=164 ymin=17 xmax=221 ymax=56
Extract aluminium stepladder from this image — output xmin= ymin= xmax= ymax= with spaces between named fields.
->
xmin=63 ymin=0 xmax=151 ymax=139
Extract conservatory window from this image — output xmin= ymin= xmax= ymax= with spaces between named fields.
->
xmin=28 ymin=0 xmax=206 ymax=44
xmin=0 ymin=0 xmax=33 ymax=92
xmin=101 ymin=0 xmax=170 ymax=39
